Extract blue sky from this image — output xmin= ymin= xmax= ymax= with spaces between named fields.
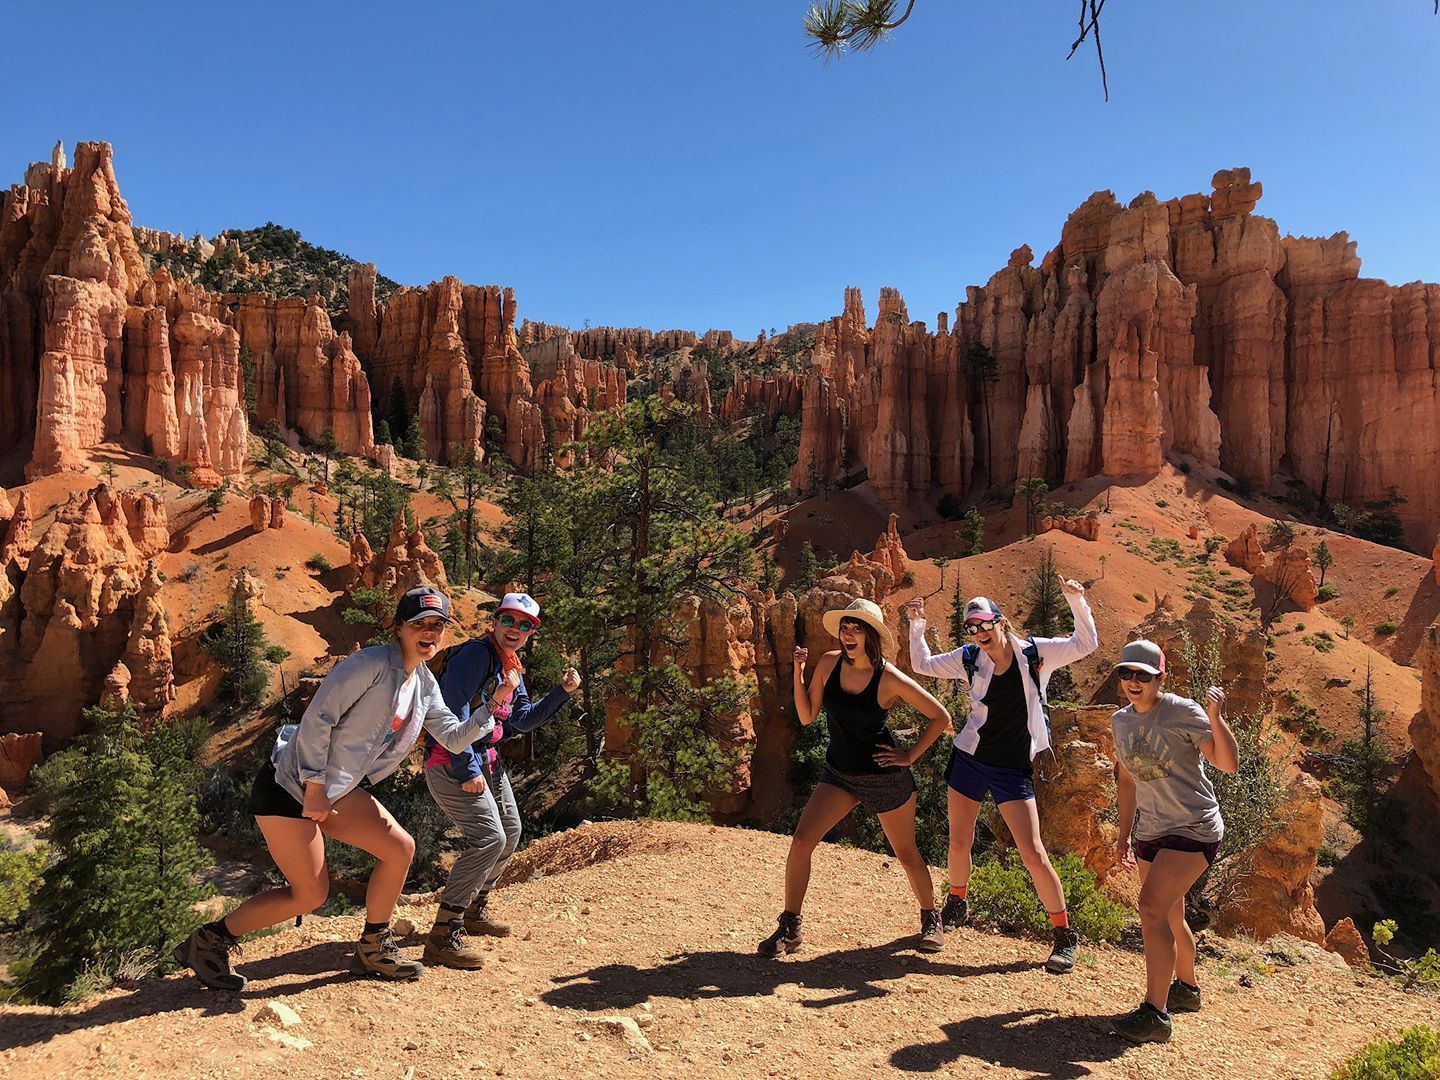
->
xmin=4 ymin=1 xmax=1437 ymax=335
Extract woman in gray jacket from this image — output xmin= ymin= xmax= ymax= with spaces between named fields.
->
xmin=173 ymin=586 xmax=512 ymax=990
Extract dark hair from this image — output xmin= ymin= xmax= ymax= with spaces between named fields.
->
xmin=838 ymin=617 xmax=884 ymax=667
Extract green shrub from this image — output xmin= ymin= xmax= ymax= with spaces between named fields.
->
xmin=1133 ymin=592 xmax=1148 ymax=603
xmin=1330 ymin=1026 xmax=1440 ymax=1079
xmin=305 ymin=553 xmax=333 ymax=572
xmin=0 ymin=841 xmax=48 ymax=923
xmin=1383 ymin=586 xmax=1400 ymax=598
xmin=1317 ymin=584 xmax=1339 ymax=602
xmin=1375 ymin=622 xmax=1398 ymax=636
xmin=1154 ymin=498 xmax=1169 ymax=508
xmin=968 ymin=850 xmax=1131 ymax=944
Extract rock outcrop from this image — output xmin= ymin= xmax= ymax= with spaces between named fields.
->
xmin=103 ymin=559 xmax=175 ymax=715
xmin=1323 ymin=918 xmax=1371 ymax=971
xmin=870 ymin=513 xmax=909 ymax=584
xmin=1224 ymin=524 xmax=1266 ymax=575
xmin=348 ymin=512 xmax=447 ymax=599
xmin=1412 ymin=622 xmax=1440 ymax=807
xmin=0 ymin=731 xmax=43 ymax=805
xmin=1040 ymin=512 xmax=1101 ymax=541
xmin=249 ymin=494 xmax=271 ymax=533
xmin=1033 ymin=705 xmax=1119 ymax=880
xmin=1260 ymin=544 xmax=1318 ymax=611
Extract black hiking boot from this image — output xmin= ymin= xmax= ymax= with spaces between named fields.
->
xmin=918 ymin=908 xmax=944 ymax=953
xmin=462 ymin=893 xmax=511 ymax=938
xmin=940 ymin=893 xmax=969 ymax=930
xmin=351 ymin=926 xmax=424 ymax=980
xmin=1166 ymin=978 xmax=1202 ymax=1013
xmin=757 ymin=911 xmax=803 ymax=957
xmin=1045 ymin=925 xmax=1080 ymax=974
xmin=1112 ymin=1002 xmax=1173 ymax=1044
xmin=172 ymin=924 xmax=246 ymax=991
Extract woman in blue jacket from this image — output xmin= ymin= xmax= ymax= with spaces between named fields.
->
xmin=173 ymin=586 xmax=505 ymax=991
xmin=419 ymin=591 xmax=580 ymax=968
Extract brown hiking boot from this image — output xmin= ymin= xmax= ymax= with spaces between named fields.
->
xmin=172 ymin=925 xmax=247 ymax=991
xmin=351 ymin=926 xmax=424 ymax=980
xmin=422 ymin=919 xmax=486 ymax=970
xmin=918 ymin=908 xmax=945 ymax=953
xmin=462 ymin=894 xmax=511 ymax=938
xmin=757 ymin=911 xmax=803 ymax=957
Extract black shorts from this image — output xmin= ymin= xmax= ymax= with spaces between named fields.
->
xmin=248 ymin=762 xmax=307 ymax=820
xmin=1133 ymin=834 xmax=1221 ymax=865
xmin=819 ymin=763 xmax=917 ymax=816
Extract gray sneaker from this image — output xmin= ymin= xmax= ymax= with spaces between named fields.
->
xmin=1045 ymin=925 xmax=1080 ymax=974
xmin=918 ymin=909 xmax=945 ymax=953
xmin=1167 ymin=978 xmax=1202 ymax=1013
xmin=1112 ymin=1002 xmax=1172 ymax=1044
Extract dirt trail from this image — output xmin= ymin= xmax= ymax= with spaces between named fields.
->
xmin=3 ymin=821 xmax=1436 ymax=1079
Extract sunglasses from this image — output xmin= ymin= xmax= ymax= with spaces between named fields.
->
xmin=964 ymin=619 xmax=1001 ymax=636
xmin=498 ymin=613 xmax=537 ymax=633
xmin=1117 ymin=668 xmax=1157 ymax=684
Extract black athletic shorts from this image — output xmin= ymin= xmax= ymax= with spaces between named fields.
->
xmin=818 ymin=763 xmax=917 ymax=815
xmin=248 ymin=762 xmax=307 ymax=820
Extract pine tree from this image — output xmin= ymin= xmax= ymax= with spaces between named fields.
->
xmin=796 ymin=541 xmax=820 ymax=591
xmin=1018 ymin=477 xmax=1049 ymax=535
xmin=1019 ymin=547 xmax=1073 ymax=637
xmin=1313 ymin=539 xmax=1333 ymax=586
xmin=401 ymin=412 xmax=425 ymax=460
xmin=1332 ymin=660 xmax=1395 ymax=837
xmin=948 ymin=573 xmax=967 ymax=649
xmin=960 ymin=507 xmax=985 ymax=556
xmin=27 ymin=706 xmax=211 ymax=1002
xmin=200 ymin=589 xmax=274 ymax=714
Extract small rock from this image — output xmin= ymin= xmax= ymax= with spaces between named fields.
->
xmin=578 ymin=1016 xmax=653 ymax=1054
xmin=254 ymin=1002 xmax=302 ymax=1029
xmin=404 ymin=1041 xmax=419 ymax=1052
xmin=392 ymin=917 xmax=416 ymax=937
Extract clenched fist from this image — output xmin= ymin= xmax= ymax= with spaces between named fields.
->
xmin=561 ymin=667 xmax=582 ymax=693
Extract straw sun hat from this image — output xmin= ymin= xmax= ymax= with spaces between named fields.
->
xmin=821 ymin=598 xmax=896 ymax=656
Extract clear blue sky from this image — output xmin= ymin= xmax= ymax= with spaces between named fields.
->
xmin=4 ymin=1 xmax=1437 ymax=335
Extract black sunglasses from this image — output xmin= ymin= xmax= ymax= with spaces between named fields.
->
xmin=499 ymin=613 xmax=537 ymax=633
xmin=964 ymin=619 xmax=1001 ymax=636
xmin=1117 ymin=668 xmax=1156 ymax=684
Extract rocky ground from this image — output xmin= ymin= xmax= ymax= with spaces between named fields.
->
xmin=3 ymin=821 xmax=1435 ymax=1080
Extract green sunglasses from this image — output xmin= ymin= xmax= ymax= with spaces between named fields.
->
xmin=498 ymin=613 xmax=537 ymax=633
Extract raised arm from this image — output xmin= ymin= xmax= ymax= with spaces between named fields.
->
xmin=792 ymin=647 xmax=834 ymax=726
xmin=904 ymin=596 xmax=972 ymax=680
xmin=873 ymin=668 xmax=952 ymax=768
xmin=1034 ymin=576 xmax=1099 ymax=667
xmin=1198 ymin=686 xmax=1239 ymax=774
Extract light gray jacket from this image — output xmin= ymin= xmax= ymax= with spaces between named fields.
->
xmin=271 ymin=642 xmax=495 ymax=804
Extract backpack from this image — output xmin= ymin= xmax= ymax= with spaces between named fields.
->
xmin=427 ymin=638 xmax=502 ymax=716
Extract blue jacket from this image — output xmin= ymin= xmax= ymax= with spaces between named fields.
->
xmin=271 ymin=642 xmax=494 ymax=804
xmin=426 ymin=637 xmax=571 ymax=783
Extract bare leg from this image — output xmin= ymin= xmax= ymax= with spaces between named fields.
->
xmin=222 ymin=817 xmax=329 ymax=937
xmin=1137 ymin=859 xmax=1199 ymax=988
xmin=946 ymin=788 xmax=982 ymax=892
xmin=876 ymin=793 xmax=935 ymax=909
xmin=784 ymin=783 xmax=860 ymax=913
xmin=995 ymin=797 xmax=1066 ymax=914
xmin=1137 ymin=850 xmax=1210 ymax=1009
xmin=320 ymin=789 xmax=417 ymax=926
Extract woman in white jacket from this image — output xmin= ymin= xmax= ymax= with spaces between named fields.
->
xmin=905 ymin=575 xmax=1097 ymax=973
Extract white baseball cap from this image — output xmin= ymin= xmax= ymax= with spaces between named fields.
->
xmin=497 ymin=591 xmax=541 ymax=628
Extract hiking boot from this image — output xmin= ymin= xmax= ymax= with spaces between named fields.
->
xmin=1045 ymin=925 xmax=1080 ymax=974
xmin=172 ymin=925 xmax=247 ymax=991
xmin=757 ymin=911 xmax=803 ymax=957
xmin=918 ymin=908 xmax=944 ymax=953
xmin=1166 ymin=978 xmax=1202 ymax=1013
xmin=1112 ymin=1002 xmax=1173 ymax=1044
xmin=940 ymin=893 xmax=969 ymax=930
xmin=422 ymin=920 xmax=486 ymax=970
xmin=462 ymin=894 xmax=511 ymax=938
xmin=351 ymin=926 xmax=424 ymax=980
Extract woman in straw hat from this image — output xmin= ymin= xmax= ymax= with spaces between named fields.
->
xmin=758 ymin=598 xmax=952 ymax=958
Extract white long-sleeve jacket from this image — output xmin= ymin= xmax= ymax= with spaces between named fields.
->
xmin=908 ymin=591 xmax=1098 ymax=762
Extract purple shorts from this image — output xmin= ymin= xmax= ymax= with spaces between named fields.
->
xmin=1133 ymin=834 xmax=1221 ymax=865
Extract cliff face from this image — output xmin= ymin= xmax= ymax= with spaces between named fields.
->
xmin=789 ymin=169 xmax=1439 ymax=547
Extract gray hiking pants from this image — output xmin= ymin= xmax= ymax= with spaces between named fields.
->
xmin=425 ymin=762 xmax=522 ymax=911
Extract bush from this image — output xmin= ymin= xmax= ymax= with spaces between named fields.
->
xmin=1154 ymin=498 xmax=1169 ymax=508
xmin=1383 ymin=586 xmax=1400 ymax=598
xmin=1375 ymin=622 xmax=1398 ymax=637
xmin=1265 ymin=520 xmax=1297 ymax=550
xmin=1330 ymin=1026 xmax=1440 ymax=1079
xmin=1133 ymin=592 xmax=1148 ymax=603
xmin=0 ymin=840 xmax=48 ymax=923
xmin=1317 ymin=584 xmax=1339 ymax=602
xmin=306 ymin=553 xmax=333 ymax=573
xmin=968 ymin=850 xmax=1130 ymax=944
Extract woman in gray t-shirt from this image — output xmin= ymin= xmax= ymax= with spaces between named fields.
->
xmin=1108 ymin=639 xmax=1238 ymax=1045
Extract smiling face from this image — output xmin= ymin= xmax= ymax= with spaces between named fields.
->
xmin=837 ymin=617 xmax=881 ymax=665
xmin=397 ymin=615 xmax=449 ymax=668
xmin=1117 ymin=666 xmax=1164 ymax=709
xmin=491 ymin=611 xmax=538 ymax=653
xmin=965 ymin=615 xmax=1008 ymax=657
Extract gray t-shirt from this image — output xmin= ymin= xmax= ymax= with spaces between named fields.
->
xmin=1111 ymin=693 xmax=1224 ymax=843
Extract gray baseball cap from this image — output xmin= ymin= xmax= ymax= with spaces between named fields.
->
xmin=1115 ymin=639 xmax=1166 ymax=676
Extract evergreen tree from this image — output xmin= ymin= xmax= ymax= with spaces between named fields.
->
xmin=27 ymin=706 xmax=210 ymax=1002
xmin=315 ymin=426 xmax=338 ymax=485
xmin=386 ymin=377 xmax=410 ymax=443
xmin=960 ymin=507 xmax=985 ymax=556
xmin=1017 ymin=476 xmax=1049 ymax=535
xmin=947 ymin=573 xmax=967 ymax=649
xmin=1313 ymin=539 xmax=1333 ymax=586
xmin=376 ymin=420 xmax=393 ymax=446
xmin=200 ymin=589 xmax=275 ymax=714
xmin=1019 ymin=547 xmax=1072 ymax=638
xmin=1331 ymin=660 xmax=1395 ymax=838
xmin=796 ymin=541 xmax=820 ymax=591
xmin=431 ymin=449 xmax=487 ymax=586
xmin=401 ymin=412 xmax=425 ymax=460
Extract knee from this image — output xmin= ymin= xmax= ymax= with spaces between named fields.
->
xmin=388 ymin=826 xmax=416 ymax=865
xmin=502 ymin=823 xmax=522 ymax=855
xmin=1018 ymin=842 xmax=1051 ymax=873
xmin=1138 ymin=890 xmax=1171 ymax=924
xmin=949 ymin=825 xmax=976 ymax=849
xmin=789 ymin=832 xmax=821 ymax=858
xmin=291 ymin=877 xmax=330 ymax=912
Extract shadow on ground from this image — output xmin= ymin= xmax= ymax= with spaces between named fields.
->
xmin=891 ymin=1008 xmax=1129 ymax=1076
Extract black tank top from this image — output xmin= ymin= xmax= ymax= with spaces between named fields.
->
xmin=822 ymin=658 xmax=899 ymax=774
xmin=973 ymin=658 xmax=1032 ymax=771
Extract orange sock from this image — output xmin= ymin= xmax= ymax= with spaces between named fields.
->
xmin=1049 ymin=909 xmax=1069 ymax=928
xmin=949 ymin=884 xmax=968 ymax=899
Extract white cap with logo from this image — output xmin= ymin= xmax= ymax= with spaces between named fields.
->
xmin=497 ymin=591 xmax=541 ymax=628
